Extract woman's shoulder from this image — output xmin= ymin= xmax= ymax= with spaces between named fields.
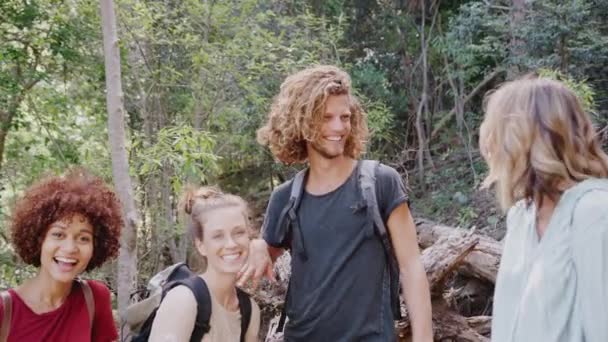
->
xmin=570 ymin=181 xmax=608 ymax=231
xmin=79 ymin=279 xmax=112 ymax=302
xmin=506 ymin=200 xmax=532 ymax=226
xmin=83 ymin=279 xmax=109 ymax=292
xmin=160 ymin=285 xmax=198 ymax=310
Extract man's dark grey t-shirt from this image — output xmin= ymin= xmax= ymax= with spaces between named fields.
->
xmin=262 ymin=161 xmax=409 ymax=341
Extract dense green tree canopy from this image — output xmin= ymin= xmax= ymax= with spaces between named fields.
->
xmin=1 ymin=0 xmax=606 ymax=309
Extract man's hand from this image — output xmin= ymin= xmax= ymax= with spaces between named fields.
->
xmin=237 ymin=239 xmax=275 ymax=288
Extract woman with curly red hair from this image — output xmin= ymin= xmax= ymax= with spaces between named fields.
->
xmin=0 ymin=168 xmax=123 ymax=342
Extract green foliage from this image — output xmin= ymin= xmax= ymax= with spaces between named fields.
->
xmin=119 ymin=0 xmax=347 ymax=174
xmin=514 ymin=0 xmax=608 ymax=76
xmin=364 ymin=99 xmax=397 ymax=158
xmin=2 ymin=0 xmax=608 ymax=299
xmin=0 ymin=0 xmax=97 ymax=105
xmin=134 ymin=124 xmax=218 ymax=194
xmin=439 ymin=2 xmax=509 ymax=83
xmin=537 ymin=68 xmax=596 ymax=111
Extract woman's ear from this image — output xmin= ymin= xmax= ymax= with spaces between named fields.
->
xmin=194 ymin=238 xmax=207 ymax=257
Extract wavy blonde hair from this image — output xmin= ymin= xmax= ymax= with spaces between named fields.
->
xmin=480 ymin=77 xmax=608 ymax=212
xmin=179 ymin=186 xmax=250 ymax=241
xmin=257 ymin=65 xmax=368 ymax=164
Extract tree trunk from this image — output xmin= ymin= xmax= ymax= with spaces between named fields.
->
xmin=162 ymin=163 xmax=183 ymax=263
xmin=508 ymin=0 xmax=527 ymax=79
xmin=0 ymin=109 xmax=14 ymax=173
xmin=414 ymin=0 xmax=429 ymax=187
xmin=0 ymin=85 xmax=38 ymax=173
xmin=99 ymin=0 xmax=139 ymax=337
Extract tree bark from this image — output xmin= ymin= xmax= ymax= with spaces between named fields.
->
xmin=0 ymin=109 xmax=14 ymax=173
xmin=0 ymin=80 xmax=38 ymax=173
xmin=415 ymin=218 xmax=502 ymax=283
xmin=466 ymin=315 xmax=492 ymax=336
xmin=162 ymin=163 xmax=183 ymax=263
xmin=508 ymin=0 xmax=527 ymax=79
xmin=99 ymin=0 xmax=139 ymax=337
xmin=414 ymin=0 xmax=430 ymax=187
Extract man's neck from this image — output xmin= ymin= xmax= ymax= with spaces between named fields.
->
xmin=306 ymin=155 xmax=357 ymax=195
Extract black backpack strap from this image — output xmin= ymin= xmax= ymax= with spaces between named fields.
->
xmin=359 ymin=160 xmax=403 ymax=319
xmin=236 ymin=288 xmax=252 ymax=342
xmin=163 ymin=276 xmax=212 ymax=342
xmin=287 ymin=168 xmax=308 ymax=260
xmin=275 ymin=167 xmax=309 ymax=334
xmin=167 ymin=262 xmax=192 ymax=281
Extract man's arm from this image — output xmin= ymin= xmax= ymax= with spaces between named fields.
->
xmin=387 ymin=202 xmax=433 ymax=342
xmin=237 ymin=239 xmax=284 ymax=288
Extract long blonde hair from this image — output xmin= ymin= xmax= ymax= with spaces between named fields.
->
xmin=179 ymin=186 xmax=250 ymax=241
xmin=480 ymin=77 xmax=608 ymax=211
xmin=257 ymin=65 xmax=369 ymax=164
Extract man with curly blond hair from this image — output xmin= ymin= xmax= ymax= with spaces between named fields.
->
xmin=238 ymin=65 xmax=432 ymax=341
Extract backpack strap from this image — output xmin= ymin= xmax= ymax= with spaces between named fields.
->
xmin=275 ymin=167 xmax=309 ymax=333
xmin=236 ymin=288 xmax=252 ymax=342
xmin=78 ymin=280 xmax=95 ymax=329
xmin=359 ymin=160 xmax=403 ymax=319
xmin=0 ymin=291 xmax=12 ymax=342
xmin=286 ymin=168 xmax=309 ymax=261
xmin=162 ymin=276 xmax=212 ymax=342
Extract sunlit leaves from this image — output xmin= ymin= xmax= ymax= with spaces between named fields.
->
xmin=134 ymin=124 xmax=218 ymax=194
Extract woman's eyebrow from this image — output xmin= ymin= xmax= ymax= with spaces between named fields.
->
xmin=50 ymin=223 xmax=68 ymax=229
xmin=79 ymin=227 xmax=94 ymax=234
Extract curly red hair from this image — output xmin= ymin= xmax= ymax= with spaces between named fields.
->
xmin=10 ymin=168 xmax=123 ymax=271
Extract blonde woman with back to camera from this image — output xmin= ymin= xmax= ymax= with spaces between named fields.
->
xmin=149 ymin=186 xmax=260 ymax=342
xmin=480 ymin=76 xmax=608 ymax=342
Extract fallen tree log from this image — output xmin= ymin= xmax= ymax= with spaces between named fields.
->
xmin=397 ymin=230 xmax=486 ymax=340
xmin=466 ymin=316 xmax=492 ymax=336
xmin=421 ymin=232 xmax=479 ymax=293
xmin=415 ymin=218 xmax=502 ymax=283
xmin=397 ymin=300 xmax=491 ymax=342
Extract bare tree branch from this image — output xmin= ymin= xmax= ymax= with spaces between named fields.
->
xmin=430 ymin=69 xmax=504 ymax=140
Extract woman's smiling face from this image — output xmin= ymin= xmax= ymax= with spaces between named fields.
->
xmin=39 ymin=213 xmax=94 ymax=284
xmin=195 ymin=206 xmax=250 ymax=274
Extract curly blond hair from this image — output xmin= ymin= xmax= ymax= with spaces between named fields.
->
xmin=257 ymin=65 xmax=368 ymax=164
xmin=480 ymin=77 xmax=608 ymax=211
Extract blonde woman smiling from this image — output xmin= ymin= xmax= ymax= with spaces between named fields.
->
xmin=149 ymin=187 xmax=260 ymax=342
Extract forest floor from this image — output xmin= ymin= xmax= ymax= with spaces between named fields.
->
xmin=407 ymin=150 xmax=506 ymax=242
